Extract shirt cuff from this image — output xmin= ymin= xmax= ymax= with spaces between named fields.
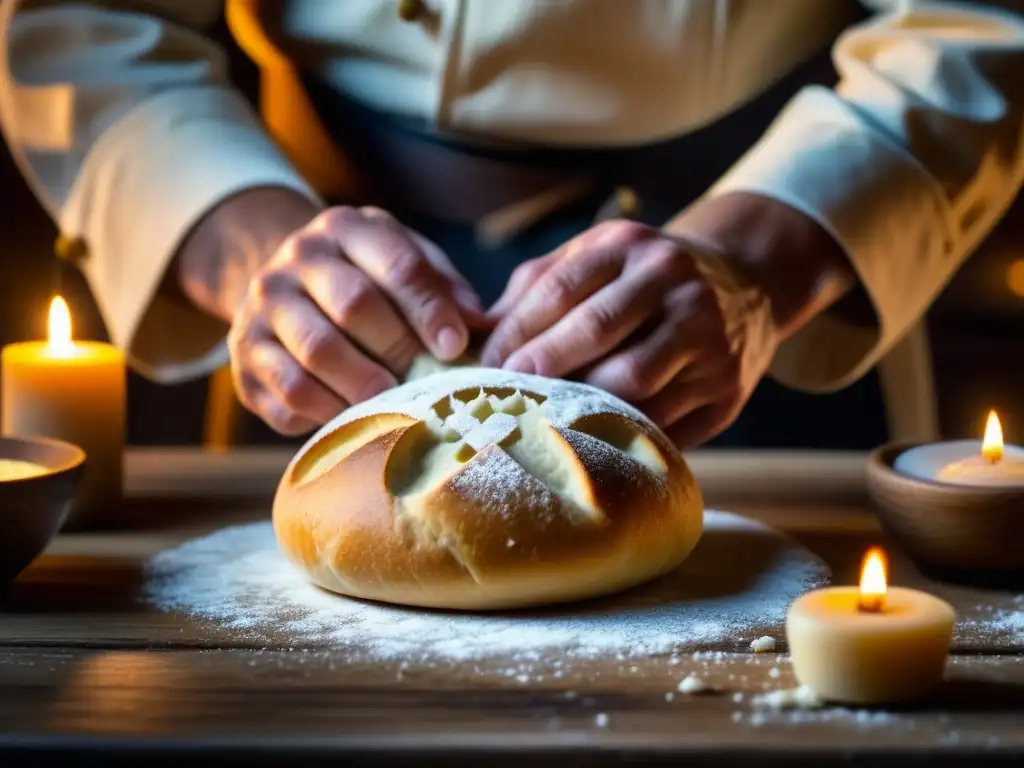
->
xmin=709 ymin=86 xmax=956 ymax=393
xmin=61 ymin=85 xmax=322 ymax=384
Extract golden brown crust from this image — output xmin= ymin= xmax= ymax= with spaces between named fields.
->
xmin=272 ymin=370 xmax=703 ymax=610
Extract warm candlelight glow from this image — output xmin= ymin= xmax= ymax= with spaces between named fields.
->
xmin=858 ymin=547 xmax=887 ymax=613
xmin=47 ymin=295 xmax=73 ymax=354
xmin=982 ymin=410 xmax=1004 ymax=464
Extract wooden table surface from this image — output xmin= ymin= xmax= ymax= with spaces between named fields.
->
xmin=2 ymin=448 xmax=1023 ymax=767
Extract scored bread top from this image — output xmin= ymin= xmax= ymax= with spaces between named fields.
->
xmin=274 ymin=367 xmax=702 ymax=610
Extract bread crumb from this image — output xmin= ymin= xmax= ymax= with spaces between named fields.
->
xmin=678 ymin=674 xmax=709 ymax=694
xmin=752 ymin=685 xmax=823 ymax=710
xmin=732 ymin=692 xmax=744 ymax=703
xmin=595 ymin=713 xmax=610 ymax=728
xmin=506 ymin=539 xmax=515 ymax=548
xmin=732 ymin=712 xmax=743 ymax=723
xmin=664 ymin=692 xmax=675 ymax=702
xmin=768 ymin=666 xmax=782 ymax=679
xmin=750 ymin=636 xmax=776 ymax=653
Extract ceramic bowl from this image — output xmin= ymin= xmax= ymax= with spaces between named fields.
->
xmin=866 ymin=443 xmax=1024 ymax=581
xmin=0 ymin=435 xmax=85 ymax=587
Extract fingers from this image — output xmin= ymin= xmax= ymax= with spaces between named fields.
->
xmin=480 ymin=239 xmax=625 ymax=367
xmin=665 ymin=402 xmax=736 ymax=450
xmin=583 ymin=296 xmax=713 ymax=401
xmin=408 ymin=229 xmax=486 ymax=316
xmin=232 ymin=339 xmax=347 ymax=435
xmin=270 ymin=294 xmax=398 ymax=405
xmin=638 ymin=369 xmax=721 ymax=429
xmin=501 ymin=268 xmax=664 ymax=379
xmin=486 ymin=253 xmax=559 ymax=319
xmin=285 ymin=236 xmax=422 ymax=374
xmin=316 ymin=208 xmax=470 ymax=361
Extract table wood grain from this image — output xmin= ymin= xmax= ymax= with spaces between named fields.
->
xmin=1 ymin=448 xmax=1022 ymax=766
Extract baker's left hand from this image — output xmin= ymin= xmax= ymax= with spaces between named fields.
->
xmin=479 ymin=219 xmax=780 ymax=448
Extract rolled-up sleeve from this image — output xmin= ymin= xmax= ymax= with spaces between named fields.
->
xmin=0 ymin=1 xmax=320 ymax=383
xmin=710 ymin=1 xmax=1024 ymax=392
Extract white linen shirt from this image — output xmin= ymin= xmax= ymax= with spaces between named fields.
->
xmin=0 ymin=0 xmax=1022 ymax=389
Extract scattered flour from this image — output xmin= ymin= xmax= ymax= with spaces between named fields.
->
xmin=143 ymin=509 xmax=827 ymax=665
xmin=678 ymin=674 xmax=710 ymax=694
xmin=745 ymin=705 xmax=906 ymax=729
xmin=752 ymin=685 xmax=823 ymax=710
xmin=956 ymin=598 xmax=1024 ymax=644
xmin=749 ymin=636 xmax=776 ymax=653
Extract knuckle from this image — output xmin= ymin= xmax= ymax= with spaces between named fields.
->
xmin=293 ymin=323 xmax=337 ymax=370
xmin=539 ymin=269 xmax=578 ymax=310
xmin=333 ymin=276 xmax=378 ymax=327
xmin=276 ymin=371 xmax=312 ymax=412
xmin=358 ymin=205 xmax=395 ymax=223
xmin=642 ymin=239 xmax=688 ymax=277
xmin=388 ymin=251 xmax=433 ymax=292
xmin=576 ymin=301 xmax=619 ymax=343
xmin=312 ymin=205 xmax=358 ymax=231
xmin=249 ymin=269 xmax=289 ymax=306
xmin=379 ymin=334 xmax=421 ymax=371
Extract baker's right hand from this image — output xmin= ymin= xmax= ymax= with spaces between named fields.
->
xmin=228 ymin=206 xmax=486 ymax=435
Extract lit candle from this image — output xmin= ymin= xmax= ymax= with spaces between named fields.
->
xmin=894 ymin=410 xmax=1024 ymax=486
xmin=1 ymin=296 xmax=125 ymax=525
xmin=786 ymin=548 xmax=955 ymax=705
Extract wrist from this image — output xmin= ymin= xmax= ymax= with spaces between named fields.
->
xmin=667 ymin=191 xmax=857 ymax=339
xmin=175 ymin=186 xmax=322 ymax=323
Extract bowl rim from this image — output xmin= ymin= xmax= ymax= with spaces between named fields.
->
xmin=0 ymin=434 xmax=87 ymax=485
xmin=868 ymin=441 xmax=1024 ymax=497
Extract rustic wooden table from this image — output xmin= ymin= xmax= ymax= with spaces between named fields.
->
xmin=1 ymin=448 xmax=1022 ymax=767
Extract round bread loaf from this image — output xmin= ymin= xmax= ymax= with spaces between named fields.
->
xmin=273 ymin=367 xmax=703 ymax=610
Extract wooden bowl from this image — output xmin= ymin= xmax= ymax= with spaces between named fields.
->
xmin=0 ymin=435 xmax=85 ymax=587
xmin=866 ymin=443 xmax=1024 ymax=581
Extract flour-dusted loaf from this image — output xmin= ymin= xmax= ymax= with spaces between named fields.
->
xmin=272 ymin=367 xmax=703 ymax=610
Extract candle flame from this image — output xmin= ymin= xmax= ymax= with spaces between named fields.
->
xmin=858 ymin=547 xmax=887 ymax=612
xmin=47 ymin=295 xmax=73 ymax=353
xmin=982 ymin=410 xmax=1004 ymax=464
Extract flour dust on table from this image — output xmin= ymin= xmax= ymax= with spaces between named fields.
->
xmin=144 ymin=510 xmax=829 ymax=662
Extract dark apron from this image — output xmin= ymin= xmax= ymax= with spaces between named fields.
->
xmin=240 ymin=43 xmax=888 ymax=449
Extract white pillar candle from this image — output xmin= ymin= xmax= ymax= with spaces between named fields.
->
xmin=1 ymin=296 xmax=125 ymax=526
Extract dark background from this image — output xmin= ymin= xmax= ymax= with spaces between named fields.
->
xmin=1 ymin=24 xmax=1021 ymax=449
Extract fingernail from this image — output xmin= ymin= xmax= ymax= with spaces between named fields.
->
xmin=504 ymin=353 xmax=535 ymax=375
xmin=435 ymin=326 xmax=465 ymax=360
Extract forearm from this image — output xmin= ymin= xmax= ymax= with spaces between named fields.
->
xmin=176 ymin=187 xmax=321 ymax=324
xmin=667 ymin=191 xmax=857 ymax=339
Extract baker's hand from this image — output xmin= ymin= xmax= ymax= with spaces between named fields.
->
xmin=479 ymin=219 xmax=780 ymax=448
xmin=228 ymin=206 xmax=486 ymax=435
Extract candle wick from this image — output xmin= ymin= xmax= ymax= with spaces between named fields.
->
xmin=857 ymin=595 xmax=885 ymax=614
